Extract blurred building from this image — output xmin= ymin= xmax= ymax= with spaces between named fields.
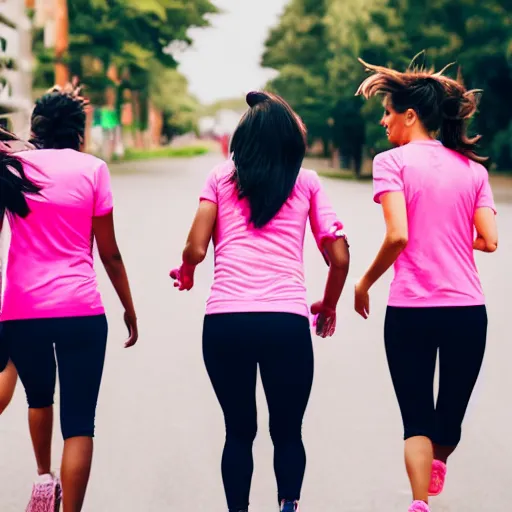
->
xmin=0 ymin=0 xmax=33 ymax=138
xmin=198 ymin=108 xmax=244 ymax=139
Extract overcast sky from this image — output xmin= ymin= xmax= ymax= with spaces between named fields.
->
xmin=176 ymin=0 xmax=288 ymax=104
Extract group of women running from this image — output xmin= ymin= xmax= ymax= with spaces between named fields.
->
xmin=0 ymin=57 xmax=498 ymax=512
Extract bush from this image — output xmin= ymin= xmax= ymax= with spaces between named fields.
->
xmin=121 ymin=145 xmax=209 ymax=161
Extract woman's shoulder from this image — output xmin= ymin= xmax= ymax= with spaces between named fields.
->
xmin=373 ymin=146 xmax=404 ymax=168
xmin=296 ymin=167 xmax=320 ymax=186
xmin=209 ymin=158 xmax=235 ymax=181
xmin=17 ymin=149 xmax=107 ymax=172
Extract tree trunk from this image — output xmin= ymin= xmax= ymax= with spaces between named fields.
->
xmin=131 ymin=91 xmax=144 ymax=149
xmin=322 ymin=136 xmax=331 ymax=159
xmin=54 ymin=0 xmax=69 ymax=86
xmin=149 ymin=103 xmax=163 ymax=147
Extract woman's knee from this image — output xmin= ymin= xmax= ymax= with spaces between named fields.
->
xmin=225 ymin=418 xmax=257 ymax=443
xmin=269 ymin=419 xmax=303 ymax=445
xmin=0 ymin=362 xmax=18 ymax=414
xmin=403 ymin=416 xmax=435 ymax=441
xmin=433 ymin=422 xmax=462 ymax=447
xmin=0 ymin=398 xmax=10 ymax=415
xmin=62 ymin=415 xmax=96 ymax=440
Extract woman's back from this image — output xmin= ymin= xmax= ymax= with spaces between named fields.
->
xmin=373 ymin=140 xmax=496 ymax=306
xmin=201 ymin=160 xmax=340 ymax=317
xmin=1 ymin=148 xmax=112 ymax=321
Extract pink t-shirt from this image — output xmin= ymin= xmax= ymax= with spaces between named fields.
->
xmin=373 ymin=140 xmax=496 ymax=307
xmin=0 ymin=149 xmax=113 ymax=321
xmin=200 ymin=160 xmax=343 ymax=318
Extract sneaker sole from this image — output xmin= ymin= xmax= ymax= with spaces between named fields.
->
xmin=54 ymin=484 xmax=62 ymax=512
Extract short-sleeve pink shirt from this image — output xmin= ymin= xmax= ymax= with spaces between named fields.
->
xmin=1 ymin=149 xmax=113 ymax=321
xmin=200 ymin=160 xmax=343 ymax=318
xmin=372 ymin=140 xmax=496 ymax=307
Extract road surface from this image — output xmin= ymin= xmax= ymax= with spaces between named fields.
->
xmin=1 ymin=153 xmax=511 ymax=511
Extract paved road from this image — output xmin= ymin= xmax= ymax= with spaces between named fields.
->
xmin=1 ymin=154 xmax=511 ymax=511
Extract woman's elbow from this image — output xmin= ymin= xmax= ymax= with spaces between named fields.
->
xmin=387 ymin=232 xmax=408 ymax=250
xmin=183 ymin=244 xmax=207 ymax=265
xmin=486 ymin=240 xmax=498 ymax=253
xmin=328 ymin=240 xmax=350 ymax=270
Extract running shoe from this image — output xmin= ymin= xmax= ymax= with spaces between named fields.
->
xmin=428 ymin=459 xmax=447 ymax=496
xmin=408 ymin=500 xmax=430 ymax=512
xmin=26 ymin=473 xmax=62 ymax=512
xmin=280 ymin=500 xmax=299 ymax=511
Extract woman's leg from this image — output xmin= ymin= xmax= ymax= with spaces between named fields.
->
xmin=258 ymin=314 xmax=314 ymax=506
xmin=203 ymin=314 xmax=258 ymax=512
xmin=384 ymin=307 xmax=438 ymax=504
xmin=55 ymin=315 xmax=108 ymax=512
xmin=433 ymin=306 xmax=487 ymax=462
xmin=0 ymin=359 xmax=18 ymax=414
xmin=5 ymin=319 xmax=56 ymax=476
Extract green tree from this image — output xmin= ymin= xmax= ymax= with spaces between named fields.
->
xmin=266 ymin=0 xmax=512 ymax=170
xmin=32 ymin=0 xmax=218 ymax=144
xmin=362 ymin=0 xmax=512 ymax=168
xmin=262 ymin=0 xmax=334 ymax=156
xmin=149 ymin=61 xmax=201 ymax=139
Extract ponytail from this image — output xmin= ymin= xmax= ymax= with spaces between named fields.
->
xmin=439 ymin=89 xmax=484 ymax=162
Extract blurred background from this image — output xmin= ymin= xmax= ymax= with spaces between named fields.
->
xmin=1 ymin=0 xmax=511 ymax=173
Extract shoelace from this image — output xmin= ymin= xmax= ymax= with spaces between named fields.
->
xmin=28 ymin=482 xmax=55 ymax=512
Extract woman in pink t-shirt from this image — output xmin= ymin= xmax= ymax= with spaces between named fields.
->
xmin=170 ymin=92 xmax=350 ymax=512
xmin=0 ymin=85 xmax=138 ymax=512
xmin=353 ymin=59 xmax=498 ymax=512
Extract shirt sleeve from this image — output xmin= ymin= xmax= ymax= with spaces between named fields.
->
xmin=475 ymin=164 xmax=497 ymax=214
xmin=308 ymin=172 xmax=345 ymax=259
xmin=199 ymin=167 xmax=219 ymax=204
xmin=372 ymin=150 xmax=404 ymax=204
xmin=93 ymin=161 xmax=114 ymax=217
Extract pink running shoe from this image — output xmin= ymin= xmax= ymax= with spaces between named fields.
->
xmin=408 ymin=500 xmax=430 ymax=512
xmin=26 ymin=473 xmax=62 ymax=512
xmin=429 ymin=459 xmax=447 ymax=496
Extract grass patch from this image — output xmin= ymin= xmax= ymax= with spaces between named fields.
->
xmin=119 ymin=145 xmax=209 ymax=162
xmin=317 ymin=168 xmax=373 ymax=181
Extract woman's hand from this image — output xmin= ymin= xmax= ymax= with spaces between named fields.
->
xmin=124 ymin=311 xmax=138 ymax=348
xmin=354 ymin=279 xmax=370 ymax=319
xmin=170 ymin=262 xmax=196 ymax=291
xmin=310 ymin=301 xmax=337 ymax=338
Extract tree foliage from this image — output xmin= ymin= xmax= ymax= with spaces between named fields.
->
xmin=263 ymin=0 xmax=512 ymax=171
xmin=31 ymin=0 xmax=218 ymax=136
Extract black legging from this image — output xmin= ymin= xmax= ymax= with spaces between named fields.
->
xmin=203 ymin=312 xmax=314 ymax=511
xmin=3 ymin=315 xmax=108 ymax=439
xmin=384 ymin=305 xmax=487 ymax=446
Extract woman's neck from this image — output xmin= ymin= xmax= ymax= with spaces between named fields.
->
xmin=406 ymin=127 xmax=434 ymax=143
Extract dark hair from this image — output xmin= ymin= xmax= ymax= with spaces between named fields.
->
xmin=356 ymin=55 xmax=485 ymax=162
xmin=0 ymin=149 xmax=41 ymax=219
xmin=230 ymin=91 xmax=307 ymax=228
xmin=30 ymin=82 xmax=88 ymax=150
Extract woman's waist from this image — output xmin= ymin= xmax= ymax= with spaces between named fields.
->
xmin=3 ymin=271 xmax=101 ymax=302
xmin=205 ymin=295 xmax=310 ymax=318
xmin=210 ymin=269 xmax=306 ymax=297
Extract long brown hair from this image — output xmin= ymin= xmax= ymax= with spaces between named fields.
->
xmin=355 ymin=54 xmax=486 ymax=162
